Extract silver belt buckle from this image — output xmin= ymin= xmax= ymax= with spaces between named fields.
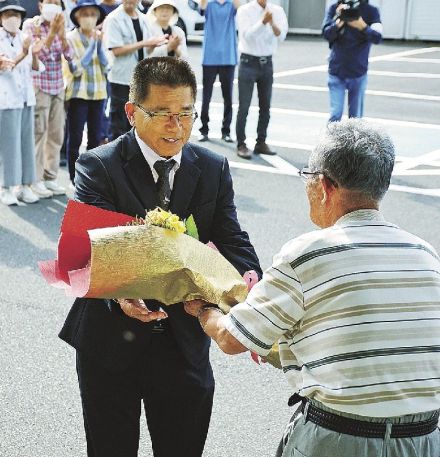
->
xmin=259 ymin=56 xmax=268 ymax=64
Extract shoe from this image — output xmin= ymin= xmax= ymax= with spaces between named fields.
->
xmin=254 ymin=142 xmax=277 ymax=156
xmin=44 ymin=180 xmax=66 ymax=196
xmin=16 ymin=186 xmax=39 ymax=204
xmin=32 ymin=181 xmax=53 ymax=198
xmin=198 ymin=134 xmax=209 ymax=142
xmin=1 ymin=187 xmax=19 ymax=206
xmin=237 ymin=144 xmax=252 ymax=160
xmin=221 ymin=134 xmax=234 ymax=143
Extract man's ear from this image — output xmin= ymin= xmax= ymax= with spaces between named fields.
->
xmin=125 ymin=102 xmax=136 ymax=127
xmin=319 ymin=174 xmax=336 ymax=205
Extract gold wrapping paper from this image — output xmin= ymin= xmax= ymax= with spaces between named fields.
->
xmin=86 ymin=224 xmax=248 ymax=311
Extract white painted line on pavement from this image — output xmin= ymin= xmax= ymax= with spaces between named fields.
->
xmin=389 ymin=185 xmax=440 ymax=198
xmin=367 ymin=70 xmax=440 ymax=79
xmin=201 ymin=101 xmax=440 ymax=131
xmin=388 ymin=57 xmax=440 ymax=64
xmin=258 ymin=154 xmax=300 ymax=174
xmin=227 ymin=156 xmax=440 ymax=198
xmin=229 ymin=160 xmax=296 ymax=175
xmin=271 ymin=83 xmax=440 ymax=102
xmin=190 ymin=131 xmax=314 ymax=152
xmin=393 ymin=169 xmax=440 ymax=176
xmin=394 ymin=149 xmax=440 ymax=172
xmin=271 ymin=47 xmax=440 ymax=79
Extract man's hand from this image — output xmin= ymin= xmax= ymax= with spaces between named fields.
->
xmin=167 ymin=34 xmax=181 ymax=53
xmin=144 ymin=35 xmax=169 ymax=48
xmin=347 ymin=16 xmax=367 ymax=31
xmin=183 ymin=299 xmax=208 ymax=317
xmin=118 ymin=298 xmax=168 ymax=323
xmin=262 ymin=10 xmax=273 ymax=25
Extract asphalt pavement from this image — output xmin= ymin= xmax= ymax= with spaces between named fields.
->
xmin=1 ymin=36 xmax=440 ymax=457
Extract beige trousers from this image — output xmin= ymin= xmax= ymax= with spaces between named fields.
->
xmin=34 ymin=88 xmax=65 ymax=181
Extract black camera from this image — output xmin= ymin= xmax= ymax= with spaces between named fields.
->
xmin=337 ymin=0 xmax=366 ymax=22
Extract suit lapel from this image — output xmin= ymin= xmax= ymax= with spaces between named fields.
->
xmin=121 ymin=130 xmax=160 ymax=213
xmin=170 ymin=144 xmax=201 ymax=217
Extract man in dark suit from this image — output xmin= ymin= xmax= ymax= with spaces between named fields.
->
xmin=59 ymin=57 xmax=262 ymax=457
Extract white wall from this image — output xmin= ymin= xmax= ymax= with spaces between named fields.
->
xmin=406 ymin=0 xmax=440 ymax=41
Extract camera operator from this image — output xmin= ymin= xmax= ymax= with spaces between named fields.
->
xmin=322 ymin=0 xmax=382 ymax=123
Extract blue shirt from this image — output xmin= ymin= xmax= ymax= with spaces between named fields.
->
xmin=202 ymin=0 xmax=237 ymax=66
xmin=322 ymin=2 xmax=382 ymax=79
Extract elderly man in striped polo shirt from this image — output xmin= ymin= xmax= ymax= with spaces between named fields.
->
xmin=185 ymin=119 xmax=440 ymax=457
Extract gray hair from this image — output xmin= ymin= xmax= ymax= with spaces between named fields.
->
xmin=309 ymin=119 xmax=395 ymax=201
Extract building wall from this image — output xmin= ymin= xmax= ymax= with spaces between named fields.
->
xmin=286 ymin=0 xmax=440 ymax=41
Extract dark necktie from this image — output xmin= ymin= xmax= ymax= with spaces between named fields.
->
xmin=153 ymin=159 xmax=176 ymax=210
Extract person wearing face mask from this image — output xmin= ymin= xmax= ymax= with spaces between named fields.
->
xmin=23 ymin=0 xmax=73 ymax=199
xmin=0 ymin=0 xmax=45 ymax=206
xmin=146 ymin=0 xmax=187 ymax=59
xmin=64 ymin=0 xmax=107 ymax=183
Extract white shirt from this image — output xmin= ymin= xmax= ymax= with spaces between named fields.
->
xmin=0 ymin=28 xmax=44 ymax=110
xmin=104 ymin=5 xmax=152 ymax=85
xmin=236 ymin=0 xmax=288 ymax=57
xmin=135 ymin=129 xmax=182 ymax=189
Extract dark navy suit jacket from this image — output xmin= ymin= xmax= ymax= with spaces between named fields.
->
xmin=59 ymin=129 xmax=262 ymax=381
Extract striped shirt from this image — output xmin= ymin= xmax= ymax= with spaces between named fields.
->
xmin=22 ymin=17 xmax=73 ymax=96
xmin=65 ymin=29 xmax=108 ymax=101
xmin=225 ymin=210 xmax=440 ymax=417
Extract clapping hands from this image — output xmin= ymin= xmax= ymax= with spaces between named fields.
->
xmin=0 ymin=53 xmax=15 ymax=71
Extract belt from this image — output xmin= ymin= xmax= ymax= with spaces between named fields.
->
xmin=241 ymin=53 xmax=272 ymax=64
xmin=289 ymin=395 xmax=439 ymax=439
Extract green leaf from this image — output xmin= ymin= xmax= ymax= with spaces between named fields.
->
xmin=185 ymin=214 xmax=199 ymax=240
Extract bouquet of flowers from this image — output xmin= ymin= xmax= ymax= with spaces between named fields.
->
xmin=39 ymin=201 xmax=249 ymax=311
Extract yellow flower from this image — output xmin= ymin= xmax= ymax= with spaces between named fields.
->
xmin=146 ymin=208 xmax=187 ymax=234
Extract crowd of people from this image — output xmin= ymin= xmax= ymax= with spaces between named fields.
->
xmin=3 ymin=1 xmax=440 ymax=457
xmin=0 ymin=0 xmax=384 ymax=206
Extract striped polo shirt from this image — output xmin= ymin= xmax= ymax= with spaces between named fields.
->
xmin=225 ymin=210 xmax=440 ymax=417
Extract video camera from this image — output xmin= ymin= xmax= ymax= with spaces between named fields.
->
xmin=337 ymin=0 xmax=367 ymax=22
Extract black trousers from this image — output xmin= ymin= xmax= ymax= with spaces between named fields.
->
xmin=76 ymin=327 xmax=214 ymax=457
xmin=200 ymin=65 xmax=235 ymax=136
xmin=236 ymin=55 xmax=273 ymax=146
xmin=109 ymin=83 xmax=131 ymax=141
xmin=67 ymin=98 xmax=105 ymax=183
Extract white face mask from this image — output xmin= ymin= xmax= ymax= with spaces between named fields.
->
xmin=78 ymin=16 xmax=97 ymax=31
xmin=41 ymin=3 xmax=62 ymax=22
xmin=2 ymin=15 xmax=22 ymax=34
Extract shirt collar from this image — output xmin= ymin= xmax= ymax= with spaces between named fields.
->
xmin=334 ymin=209 xmax=386 ymax=226
xmin=134 ymin=129 xmax=182 ymax=171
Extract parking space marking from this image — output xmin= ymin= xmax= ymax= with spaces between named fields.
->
xmin=366 ymin=70 xmax=440 ymax=79
xmin=388 ymin=57 xmax=440 ymax=64
xmin=394 ymin=149 xmax=440 ymax=172
xmin=199 ymin=101 xmax=440 ymax=131
xmin=272 ymin=47 xmax=440 ymax=79
xmin=271 ymin=83 xmax=440 ymax=102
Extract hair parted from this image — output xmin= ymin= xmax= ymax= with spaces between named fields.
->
xmin=129 ymin=57 xmax=197 ymax=105
xmin=309 ymin=119 xmax=395 ymax=201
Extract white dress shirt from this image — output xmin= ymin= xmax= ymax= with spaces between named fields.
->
xmin=236 ymin=0 xmax=288 ymax=57
xmin=135 ymin=129 xmax=182 ymax=189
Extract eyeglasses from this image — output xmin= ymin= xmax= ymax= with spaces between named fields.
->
xmin=298 ymin=167 xmax=338 ymax=187
xmin=135 ymin=104 xmax=198 ymax=125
